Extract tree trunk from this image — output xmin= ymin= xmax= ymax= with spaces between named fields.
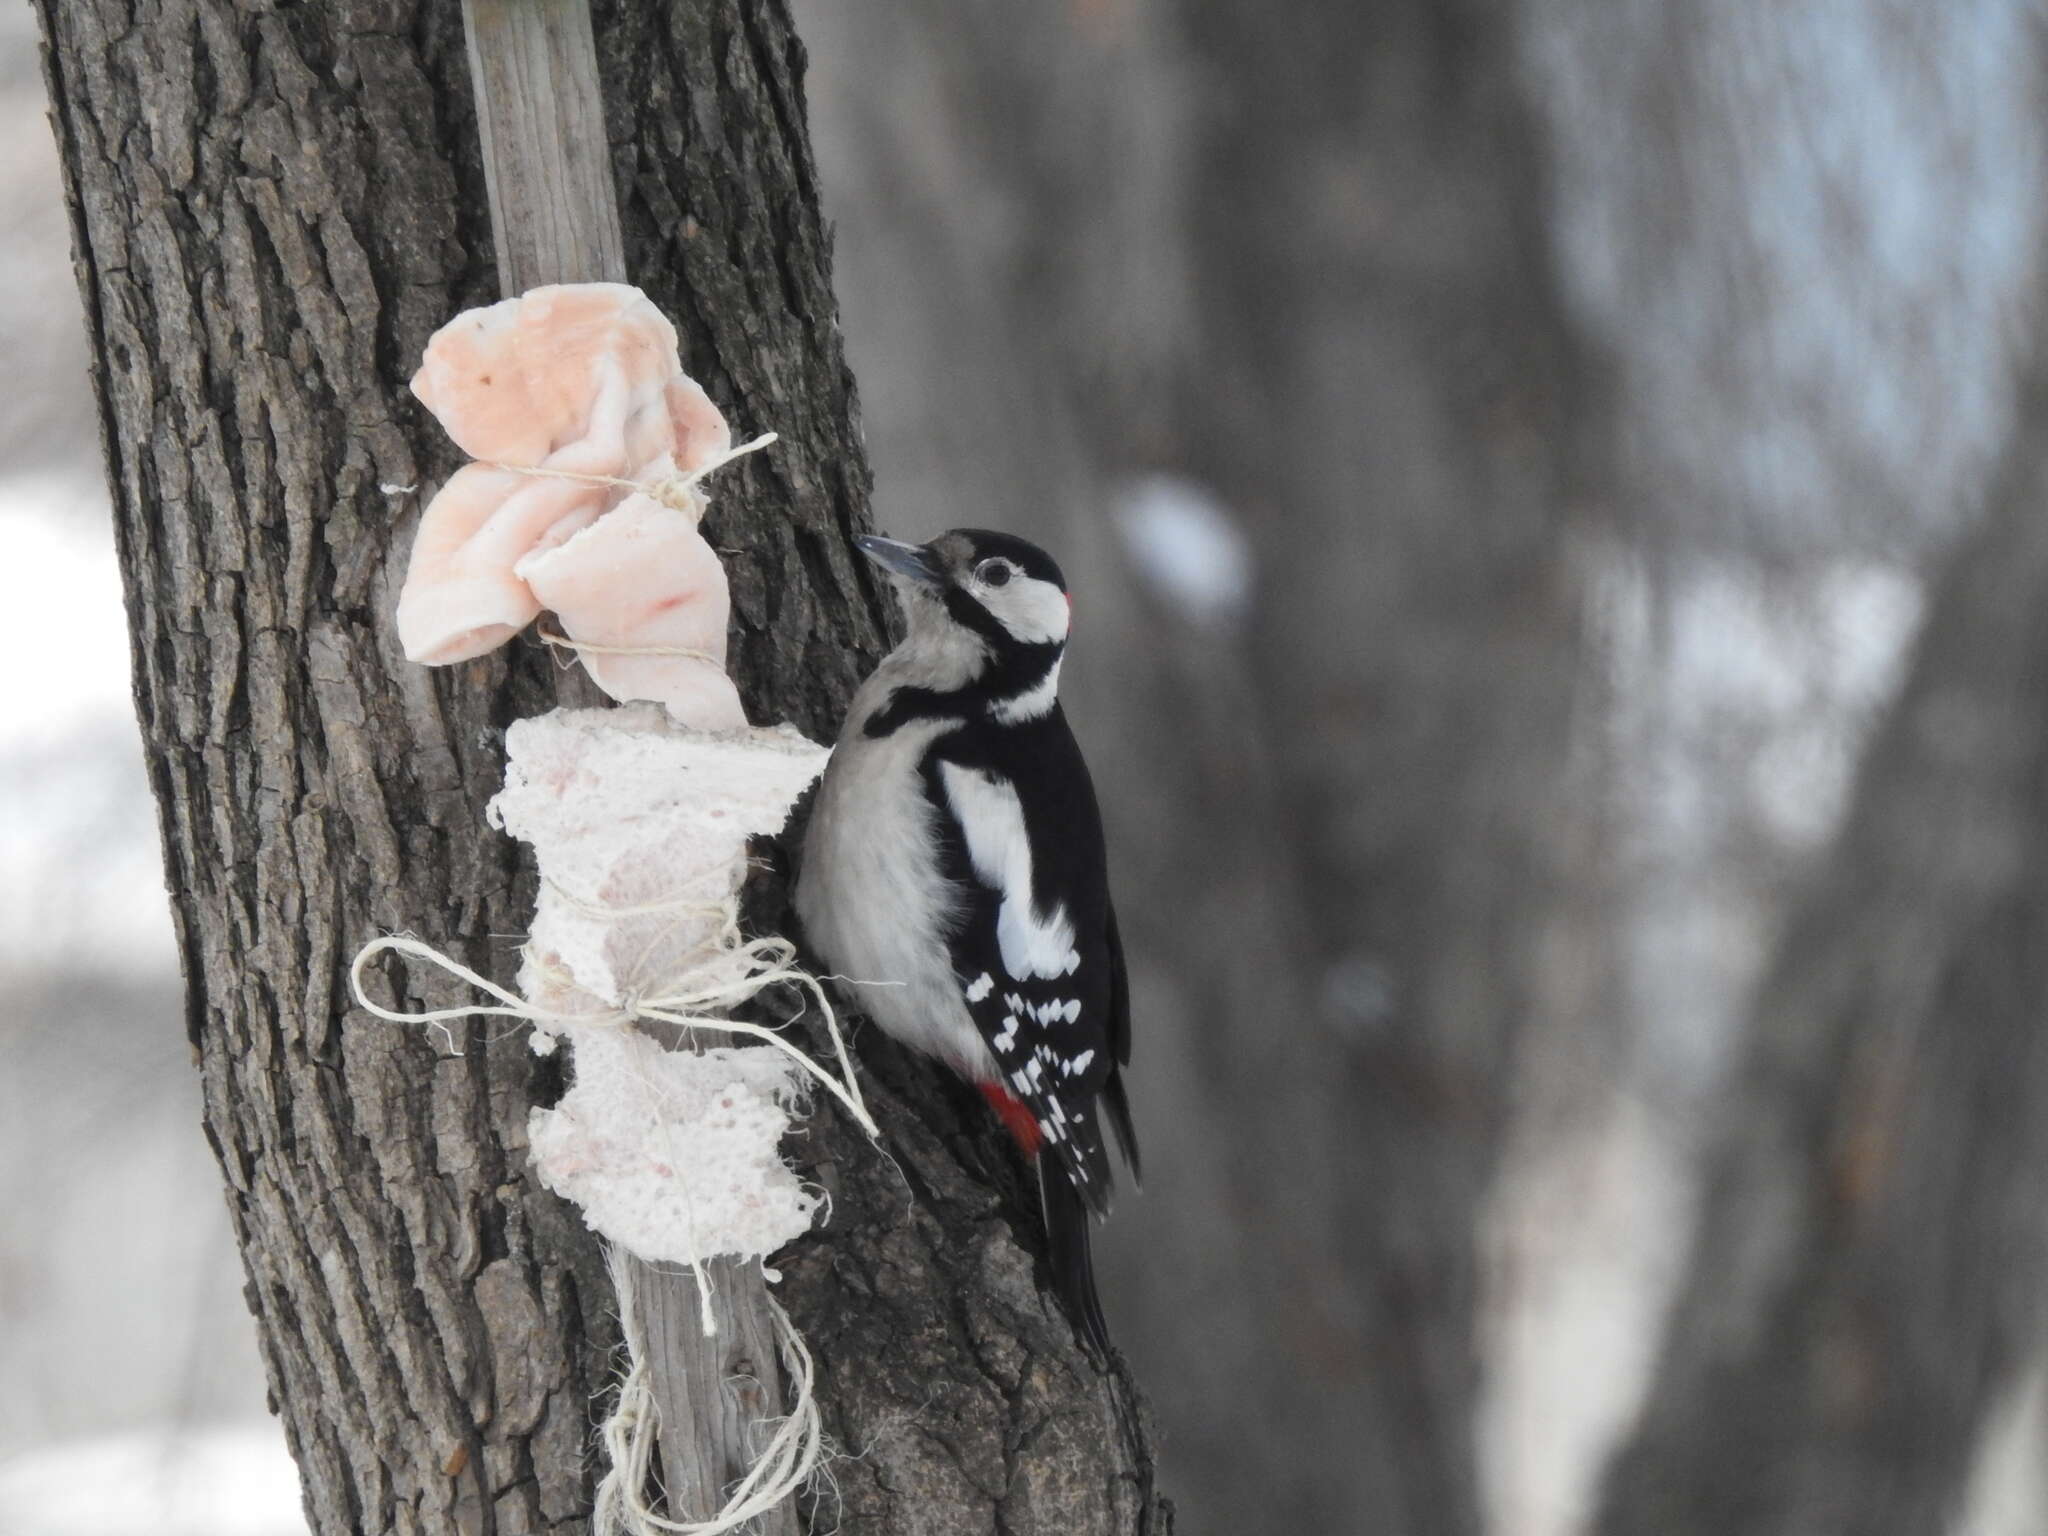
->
xmin=34 ymin=3 xmax=1163 ymax=1532
xmin=1593 ymin=342 xmax=2048 ymax=1535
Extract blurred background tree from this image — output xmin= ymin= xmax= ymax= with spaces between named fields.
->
xmin=798 ymin=5 xmax=1611 ymax=1532
xmin=5 ymin=1 xmax=2047 ymax=1534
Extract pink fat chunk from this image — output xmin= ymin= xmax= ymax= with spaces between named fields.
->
xmin=519 ymin=495 xmax=747 ymax=732
xmin=393 ymin=282 xmax=746 ymax=724
xmin=396 ymin=465 xmax=597 ymax=664
xmin=409 ymin=283 xmax=728 ymax=469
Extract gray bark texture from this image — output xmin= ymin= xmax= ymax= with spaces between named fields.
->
xmin=33 ymin=3 xmax=1164 ymax=1533
xmin=1594 ymin=342 xmax=2048 ymax=1534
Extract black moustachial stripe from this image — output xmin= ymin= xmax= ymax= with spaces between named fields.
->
xmin=863 ymin=638 xmax=1062 ymax=738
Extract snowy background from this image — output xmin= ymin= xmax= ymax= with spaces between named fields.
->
xmin=7 ymin=3 xmax=2048 ymax=1534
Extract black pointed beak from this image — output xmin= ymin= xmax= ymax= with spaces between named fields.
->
xmin=856 ymin=535 xmax=943 ymax=586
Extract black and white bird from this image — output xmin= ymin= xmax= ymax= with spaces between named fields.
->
xmin=796 ymin=528 xmax=1139 ymax=1354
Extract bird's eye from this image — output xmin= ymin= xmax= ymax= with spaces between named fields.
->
xmin=977 ymin=560 xmax=1013 ymax=588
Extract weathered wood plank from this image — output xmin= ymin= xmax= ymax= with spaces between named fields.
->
xmin=458 ymin=3 xmax=798 ymax=1529
xmin=462 ymin=0 xmax=627 ymax=291
xmin=639 ymin=1258 xmax=793 ymax=1524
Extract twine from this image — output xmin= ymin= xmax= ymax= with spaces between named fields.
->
xmin=538 ymin=631 xmax=725 ymax=665
xmin=348 ymin=862 xmax=863 ymax=1536
xmin=510 ymin=433 xmax=772 ymax=671
xmin=485 ymin=431 xmax=779 ymax=521
xmin=358 ymin=417 xmax=840 ymax=1534
xmin=594 ymin=1244 xmax=827 ymax=1536
xmin=348 ymin=928 xmax=877 ymax=1142
xmin=348 ymin=870 xmax=881 ymax=1313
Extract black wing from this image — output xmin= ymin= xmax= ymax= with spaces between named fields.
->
xmin=1100 ymin=897 xmax=1141 ymax=1184
xmin=917 ymin=715 xmax=1123 ymax=1211
xmin=917 ymin=708 xmax=1135 ymax=1354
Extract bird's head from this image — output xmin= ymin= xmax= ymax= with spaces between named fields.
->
xmin=856 ymin=528 xmax=1071 ymax=713
xmin=861 ymin=528 xmax=1070 ymax=647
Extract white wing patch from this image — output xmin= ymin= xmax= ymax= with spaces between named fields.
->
xmin=938 ymin=762 xmax=1078 ymax=981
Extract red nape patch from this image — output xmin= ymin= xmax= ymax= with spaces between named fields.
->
xmin=979 ymin=1082 xmax=1044 ymax=1158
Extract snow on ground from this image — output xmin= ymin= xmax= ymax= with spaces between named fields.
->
xmin=0 ymin=1423 xmax=305 ymax=1536
xmin=0 ymin=476 xmax=136 ymax=743
xmin=1959 ymin=1364 xmax=2048 ymax=1536
xmin=0 ymin=476 xmax=275 ymax=1509
xmin=1481 ymin=1093 xmax=1691 ymax=1536
xmin=0 ymin=477 xmax=176 ymax=977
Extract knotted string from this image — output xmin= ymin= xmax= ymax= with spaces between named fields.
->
xmin=348 ymin=864 xmax=863 ymax=1536
xmin=347 ymin=927 xmax=877 ymax=1143
xmin=596 ymin=1245 xmax=827 ymax=1536
xmin=503 ymin=432 xmax=775 ymax=668
xmin=537 ymin=631 xmax=725 ymax=666
xmin=485 ymin=430 xmax=779 ymax=522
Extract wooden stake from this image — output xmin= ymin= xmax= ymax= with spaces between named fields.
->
xmin=462 ymin=0 xmax=625 ymax=293
xmin=458 ymin=4 xmax=799 ymax=1530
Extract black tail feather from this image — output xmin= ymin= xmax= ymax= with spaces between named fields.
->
xmin=1103 ymin=1071 xmax=1141 ymax=1187
xmin=1040 ymin=1161 xmax=1112 ymax=1356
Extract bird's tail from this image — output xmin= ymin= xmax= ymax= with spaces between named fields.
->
xmin=1040 ymin=1160 xmax=1112 ymax=1356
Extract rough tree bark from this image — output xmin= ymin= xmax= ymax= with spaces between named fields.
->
xmin=35 ymin=3 xmax=1163 ymax=1533
xmin=1591 ymin=332 xmax=2048 ymax=1532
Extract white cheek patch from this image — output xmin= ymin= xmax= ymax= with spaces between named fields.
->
xmin=982 ymin=574 xmax=1070 ymax=645
xmin=939 ymin=762 xmax=1078 ymax=981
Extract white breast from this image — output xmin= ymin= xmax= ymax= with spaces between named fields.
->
xmin=796 ymin=680 xmax=997 ymax=1083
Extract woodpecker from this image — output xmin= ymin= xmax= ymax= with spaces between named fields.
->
xmin=796 ymin=528 xmax=1139 ymax=1354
